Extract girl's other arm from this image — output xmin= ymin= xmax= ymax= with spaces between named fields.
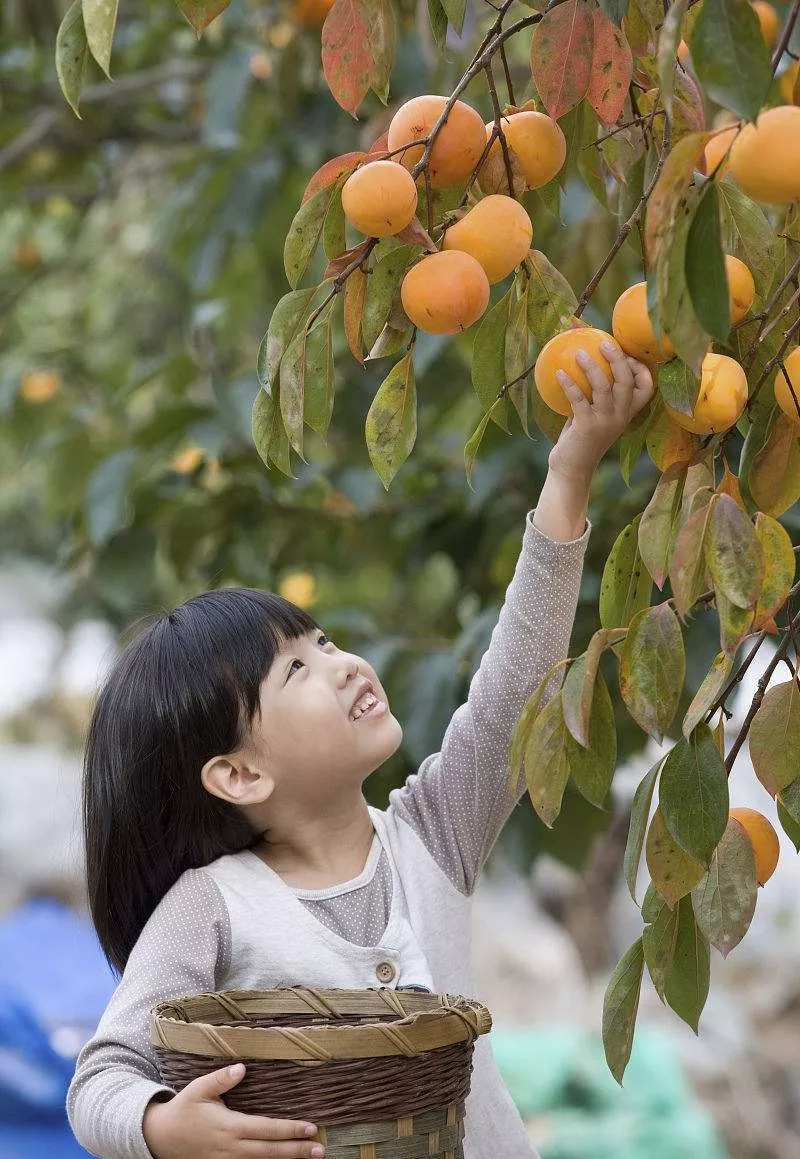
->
xmin=66 ymin=867 xmax=229 ymax=1159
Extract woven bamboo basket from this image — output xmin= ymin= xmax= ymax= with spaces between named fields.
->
xmin=150 ymin=986 xmax=491 ymax=1159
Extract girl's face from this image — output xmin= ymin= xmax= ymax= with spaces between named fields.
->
xmin=249 ymin=627 xmax=403 ymax=806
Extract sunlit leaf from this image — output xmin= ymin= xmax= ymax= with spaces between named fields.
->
xmin=365 ymin=352 xmax=417 ymax=489
xmin=749 ymin=679 xmax=800 ymax=797
xmin=82 ymin=0 xmax=118 ymax=78
xmin=55 ymin=1 xmax=89 ymax=118
xmin=646 ymin=805 xmax=707 ymax=908
xmin=682 ymin=652 xmax=734 ymax=738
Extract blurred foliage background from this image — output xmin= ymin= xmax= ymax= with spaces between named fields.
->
xmin=1 ymin=0 xmax=759 ymax=874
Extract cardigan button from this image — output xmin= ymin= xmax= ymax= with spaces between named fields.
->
xmin=375 ymin=961 xmax=396 ymax=983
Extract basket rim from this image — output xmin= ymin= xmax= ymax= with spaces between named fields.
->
xmin=150 ymin=986 xmax=492 ymax=1064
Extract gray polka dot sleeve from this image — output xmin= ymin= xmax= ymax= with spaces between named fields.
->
xmin=389 ymin=506 xmax=591 ymax=894
xmin=66 ymin=867 xmax=231 ymax=1159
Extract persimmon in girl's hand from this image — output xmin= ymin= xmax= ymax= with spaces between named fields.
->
xmin=548 ymin=339 xmax=655 ymax=485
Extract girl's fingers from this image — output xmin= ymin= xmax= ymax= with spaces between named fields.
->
xmin=575 ymin=349 xmax=614 ymax=410
xmin=599 ymin=340 xmax=635 ymax=395
xmin=235 ymin=1115 xmax=320 ymax=1142
xmin=239 ymin=1142 xmax=324 ymax=1158
xmin=627 ymin=357 xmax=655 ymax=409
xmin=556 ymin=369 xmax=592 ymax=413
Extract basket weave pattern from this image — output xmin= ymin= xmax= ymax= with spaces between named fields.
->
xmin=150 ymin=987 xmax=491 ymax=1158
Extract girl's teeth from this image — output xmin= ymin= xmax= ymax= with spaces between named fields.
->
xmin=351 ymin=693 xmax=377 ymax=720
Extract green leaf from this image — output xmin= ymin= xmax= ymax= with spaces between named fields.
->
xmin=565 ymin=671 xmax=617 ymax=809
xmin=562 ymin=630 xmax=626 ymax=747
xmin=646 ymin=805 xmax=707 ymax=909
xmin=753 ymin=512 xmax=796 ymax=628
xmin=365 ymin=352 xmax=417 ymax=490
xmin=323 ymin=185 xmax=346 ymax=261
xmin=509 ymin=659 xmax=570 ymax=795
xmin=524 ymin=689 xmax=572 ymax=827
xmin=657 ymin=185 xmax=714 ymax=375
xmin=668 ymin=499 xmax=714 ymax=618
xmin=55 ymin=1 xmax=89 ymax=118
xmin=663 ymin=895 xmax=710 ymax=1032
xmin=303 ymin=312 xmax=335 ymax=438
xmin=749 ymin=679 xmax=800 ymax=796
xmin=642 ymin=890 xmax=680 ymax=1001
xmin=705 ymin=492 xmax=764 ymax=609
xmin=688 ymin=0 xmax=772 ymax=122
xmin=174 ymin=1 xmax=232 ymax=34
xmin=717 ymin=178 xmax=775 ymax=296
xmin=85 ymin=450 xmax=136 ymax=546
xmin=471 ymin=290 xmax=514 ymax=434
xmin=740 ymin=404 xmax=800 ymax=518
xmin=464 ymin=408 xmax=498 ymax=490
xmin=619 ymin=603 xmax=686 ymax=743
xmin=427 ymin=0 xmax=448 ymax=49
xmin=691 ymin=817 xmax=758 ymax=957
xmin=441 ymin=0 xmax=467 ymax=33
xmin=657 ymin=0 xmax=688 ymax=116
xmin=657 ymin=359 xmax=700 ymax=418
xmin=777 ymin=783 xmax=800 ymax=852
xmin=252 ymin=387 xmax=294 ymax=478
xmin=659 ymin=726 xmax=730 ymax=866
xmin=599 ymin=514 xmax=654 ymax=631
xmin=284 ymin=186 xmax=335 ymax=289
xmin=524 ymin=250 xmax=578 ymax=348
xmin=682 ymin=652 xmax=734 ymax=739
xmin=362 ymin=245 xmax=418 ymax=351
xmin=602 ymin=938 xmax=644 ymax=1085
xmin=598 ymin=0 xmax=630 ymax=24
xmin=624 ymin=758 xmax=663 ymax=904
xmin=506 ymin=283 xmax=530 ymax=436
xmin=685 ymin=183 xmax=730 ymax=343
xmin=82 ymin=0 xmax=118 ymax=78
xmin=638 ymin=463 xmax=687 ymax=589
xmin=258 ymin=287 xmax=321 ymax=390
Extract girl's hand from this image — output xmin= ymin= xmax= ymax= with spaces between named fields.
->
xmin=547 ymin=338 xmax=655 ymax=485
xmin=143 ymin=1064 xmax=325 ymax=1159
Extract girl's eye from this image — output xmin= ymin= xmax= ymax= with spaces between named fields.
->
xmin=287 ymin=634 xmax=331 ymax=677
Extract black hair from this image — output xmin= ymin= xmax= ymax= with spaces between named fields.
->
xmin=82 ymin=588 xmax=319 ymax=976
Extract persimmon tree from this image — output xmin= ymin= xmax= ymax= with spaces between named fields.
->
xmin=51 ymin=0 xmax=800 ymax=1081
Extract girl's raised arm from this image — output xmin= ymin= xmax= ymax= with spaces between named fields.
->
xmin=387 ymin=501 xmax=590 ymax=895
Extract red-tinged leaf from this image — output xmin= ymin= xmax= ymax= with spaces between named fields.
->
xmin=302 ymin=152 xmax=367 ymax=205
xmin=174 ymin=0 xmax=231 ymax=35
xmin=323 ymin=239 xmax=372 ymax=280
xmin=531 ymin=0 xmax=595 ymax=119
xmin=322 ymin=0 xmax=396 ymax=118
xmin=588 ymin=9 xmax=633 ymax=124
xmin=344 ymin=268 xmax=367 ymax=364
xmin=368 ymin=130 xmax=390 ymax=155
xmin=395 ymin=217 xmax=438 ymax=251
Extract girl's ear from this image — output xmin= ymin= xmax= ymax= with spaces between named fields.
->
xmin=200 ymin=753 xmax=275 ymax=806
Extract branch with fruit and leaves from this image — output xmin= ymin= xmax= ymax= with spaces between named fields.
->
xmin=54 ymin=0 xmax=800 ymax=1084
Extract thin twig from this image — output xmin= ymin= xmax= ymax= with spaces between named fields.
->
xmin=771 ymin=0 xmax=800 ymax=72
xmin=575 ymin=110 xmax=671 ymax=314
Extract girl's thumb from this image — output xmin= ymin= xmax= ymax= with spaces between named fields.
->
xmin=193 ymin=1063 xmax=246 ymax=1099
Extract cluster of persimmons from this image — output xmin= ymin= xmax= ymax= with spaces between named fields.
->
xmin=336 ymin=84 xmax=800 ymax=438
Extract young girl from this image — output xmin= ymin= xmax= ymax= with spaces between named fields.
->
xmin=67 ymin=341 xmax=653 ymax=1159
